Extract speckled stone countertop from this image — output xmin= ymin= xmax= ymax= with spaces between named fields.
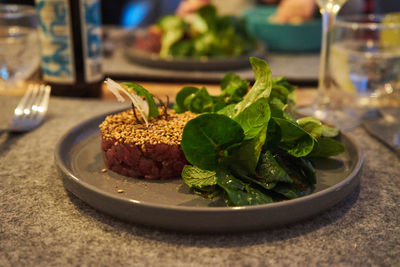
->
xmin=0 ymin=96 xmax=399 ymax=266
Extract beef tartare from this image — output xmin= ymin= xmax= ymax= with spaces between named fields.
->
xmin=100 ymin=108 xmax=196 ymax=180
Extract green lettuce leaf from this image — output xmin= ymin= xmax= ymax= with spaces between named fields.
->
xmin=174 ymin=86 xmax=199 ymax=113
xmin=228 ymin=125 xmax=268 ymax=174
xmin=181 ymin=113 xmax=244 ymax=170
xmin=234 ymin=57 xmax=272 ymax=115
xmin=217 ymin=168 xmax=273 ymax=206
xmin=233 ymin=97 xmax=270 ymax=140
xmin=220 ymin=73 xmax=249 ymax=102
xmin=182 ymin=165 xmax=217 ymax=189
xmin=273 ymin=117 xmax=315 ymax=157
xmin=256 ymin=150 xmax=293 ymax=184
xmin=297 ymin=117 xmax=323 ymax=139
xmin=309 ymin=137 xmax=345 ymax=158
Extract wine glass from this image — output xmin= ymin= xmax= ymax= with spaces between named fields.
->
xmin=330 ymin=15 xmax=400 ymax=111
xmin=300 ymin=0 xmax=356 ymax=129
xmin=0 ymin=5 xmax=40 ymax=92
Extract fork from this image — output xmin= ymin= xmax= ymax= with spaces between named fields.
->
xmin=0 ymin=84 xmax=51 ymax=134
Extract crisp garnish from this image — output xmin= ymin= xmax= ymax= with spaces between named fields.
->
xmin=105 ymin=78 xmax=151 ymax=125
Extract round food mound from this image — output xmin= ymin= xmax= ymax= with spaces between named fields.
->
xmin=99 ymin=108 xmax=196 ymax=180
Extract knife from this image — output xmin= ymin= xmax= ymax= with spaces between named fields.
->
xmin=362 ymin=107 xmax=400 ymax=156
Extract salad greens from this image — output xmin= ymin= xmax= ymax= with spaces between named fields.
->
xmin=178 ymin=57 xmax=345 ymax=207
xmin=157 ymin=4 xmax=257 ymax=58
xmin=173 ymin=72 xmax=249 ymax=114
xmin=106 ymin=57 xmax=345 ymax=207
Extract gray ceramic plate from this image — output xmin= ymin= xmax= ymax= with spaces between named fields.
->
xmin=125 ymin=44 xmax=266 ymax=71
xmin=55 ymin=110 xmax=363 ymax=233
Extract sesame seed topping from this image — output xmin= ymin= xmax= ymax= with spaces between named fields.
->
xmin=99 ymin=108 xmax=196 ymax=146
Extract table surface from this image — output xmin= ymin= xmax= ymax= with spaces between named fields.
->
xmin=0 ymin=91 xmax=399 ymax=266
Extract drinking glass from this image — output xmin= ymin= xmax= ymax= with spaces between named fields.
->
xmin=0 ymin=5 xmax=40 ymax=92
xmin=299 ymin=0 xmax=350 ymax=128
xmin=330 ymin=14 xmax=400 ymax=110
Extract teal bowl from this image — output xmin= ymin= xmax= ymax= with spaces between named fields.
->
xmin=243 ymin=7 xmax=322 ymax=53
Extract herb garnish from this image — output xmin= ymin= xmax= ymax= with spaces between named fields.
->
xmin=105 ymin=78 xmax=173 ymax=125
xmin=105 ymin=78 xmax=159 ymax=125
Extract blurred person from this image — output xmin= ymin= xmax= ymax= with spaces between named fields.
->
xmin=262 ymin=0 xmax=400 ymax=24
xmin=176 ymin=0 xmax=210 ymax=16
xmin=274 ymin=0 xmax=315 ymax=23
xmin=176 ymin=0 xmax=256 ymax=16
xmin=263 ymin=0 xmax=365 ymax=23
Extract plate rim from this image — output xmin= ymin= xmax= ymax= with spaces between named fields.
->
xmin=55 ymin=109 xmax=364 ymax=214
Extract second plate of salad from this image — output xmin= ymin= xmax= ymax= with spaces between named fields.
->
xmin=125 ymin=4 xmax=266 ymax=71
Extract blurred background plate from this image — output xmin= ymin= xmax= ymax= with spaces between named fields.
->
xmin=105 ymin=49 xmax=319 ymax=83
xmin=103 ymin=27 xmax=319 ymax=83
xmin=243 ymin=7 xmax=322 ymax=53
xmin=124 ymin=40 xmax=266 ymax=71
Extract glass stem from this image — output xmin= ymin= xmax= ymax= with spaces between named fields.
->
xmin=314 ymin=10 xmax=337 ymax=108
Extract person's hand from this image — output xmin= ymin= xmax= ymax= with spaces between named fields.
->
xmin=176 ymin=0 xmax=211 ymax=17
xmin=274 ymin=0 xmax=316 ymax=23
